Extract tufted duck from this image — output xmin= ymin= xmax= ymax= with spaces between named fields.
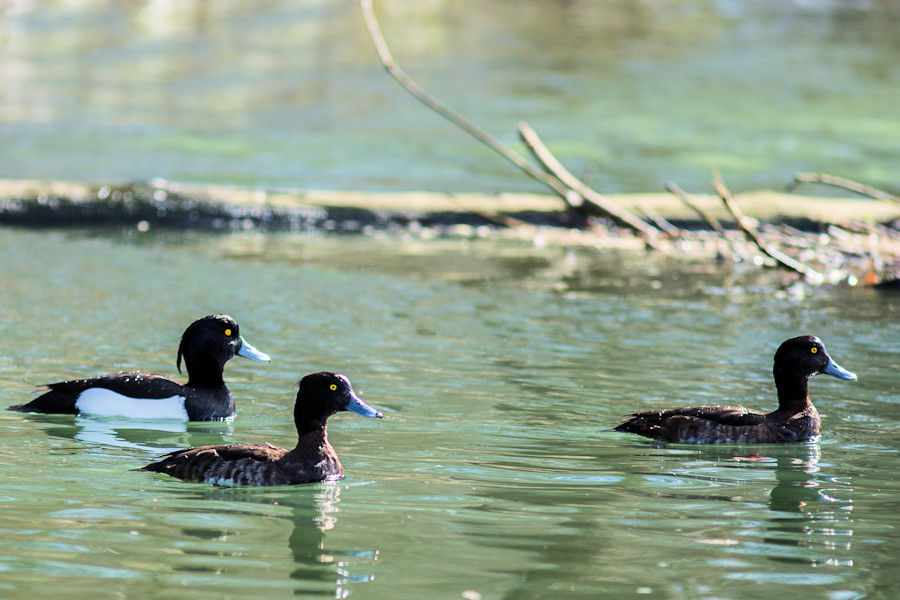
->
xmin=137 ymin=372 xmax=382 ymax=485
xmin=613 ymin=335 xmax=856 ymax=443
xmin=9 ymin=314 xmax=270 ymax=421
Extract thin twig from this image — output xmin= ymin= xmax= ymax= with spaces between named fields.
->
xmin=846 ymin=220 xmax=899 ymax=238
xmin=792 ymin=172 xmax=899 ymax=205
xmin=766 ymin=224 xmax=850 ymax=262
xmin=359 ymin=0 xmax=575 ymax=206
xmin=665 ymin=182 xmax=726 ymax=235
xmin=713 ymin=171 xmax=824 ymax=283
xmin=636 ymin=202 xmax=683 ymax=238
xmin=446 ymin=195 xmax=532 ymax=230
xmin=665 ymin=181 xmax=750 ymax=260
xmin=517 ymin=121 xmax=660 ymax=244
xmin=360 ymin=0 xmax=665 ymax=248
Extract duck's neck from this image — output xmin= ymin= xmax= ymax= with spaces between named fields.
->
xmin=774 ymin=366 xmax=812 ymax=414
xmin=285 ymin=424 xmax=341 ymax=474
xmin=294 ymin=424 xmax=330 ymax=450
xmin=185 ymin=356 xmax=226 ymax=388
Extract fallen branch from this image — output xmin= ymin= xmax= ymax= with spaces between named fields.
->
xmin=792 ymin=172 xmax=899 ymax=205
xmin=517 ymin=122 xmax=661 ymax=244
xmin=665 ymin=181 xmax=749 ymax=259
xmin=713 ymin=171 xmax=824 ymax=284
xmin=360 ymin=0 xmax=663 ymax=246
xmin=359 ymin=0 xmax=575 ymax=206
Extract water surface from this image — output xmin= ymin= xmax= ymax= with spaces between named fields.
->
xmin=0 ymin=227 xmax=897 ymax=599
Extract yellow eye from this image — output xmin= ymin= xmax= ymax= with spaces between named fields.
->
xmin=224 ymin=329 xmax=232 ymax=337
xmin=810 ymin=347 xmax=818 ymax=354
xmin=329 ymin=384 xmax=337 ymax=391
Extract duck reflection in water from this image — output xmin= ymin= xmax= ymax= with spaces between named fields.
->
xmin=663 ymin=442 xmax=854 ymax=568
xmin=764 ymin=444 xmax=854 ymax=568
xmin=767 ymin=443 xmax=825 ymax=513
xmin=18 ymin=412 xmax=232 ymax=454
xmin=172 ymin=483 xmax=379 ymax=598
xmin=289 ymin=483 xmax=379 ymax=598
xmin=620 ymin=442 xmax=855 ymax=570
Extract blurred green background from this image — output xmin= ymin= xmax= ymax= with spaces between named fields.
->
xmin=1 ymin=0 xmax=897 ymax=194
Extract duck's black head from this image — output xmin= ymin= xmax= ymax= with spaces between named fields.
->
xmin=176 ymin=314 xmax=270 ymax=386
xmin=294 ymin=372 xmax=382 ymax=435
xmin=774 ymin=335 xmax=857 ymax=382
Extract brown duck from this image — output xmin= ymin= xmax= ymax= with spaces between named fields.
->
xmin=137 ymin=372 xmax=382 ymax=485
xmin=614 ymin=335 xmax=856 ymax=444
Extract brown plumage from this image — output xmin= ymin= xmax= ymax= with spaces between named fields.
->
xmin=614 ymin=336 xmax=856 ymax=444
xmin=137 ymin=372 xmax=383 ymax=485
xmin=140 ymin=441 xmax=339 ymax=485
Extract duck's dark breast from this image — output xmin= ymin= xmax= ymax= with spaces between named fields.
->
xmin=180 ymin=386 xmax=234 ymax=421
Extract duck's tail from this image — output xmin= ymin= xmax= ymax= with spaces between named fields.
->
xmin=8 ymin=389 xmax=78 ymax=414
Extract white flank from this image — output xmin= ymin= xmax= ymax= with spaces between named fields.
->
xmin=75 ymin=388 xmax=189 ymax=420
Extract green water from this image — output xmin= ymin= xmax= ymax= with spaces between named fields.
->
xmin=1 ymin=0 xmax=898 ymax=194
xmin=1 ymin=1 xmax=898 ymax=595
xmin=0 ymin=227 xmax=897 ymax=599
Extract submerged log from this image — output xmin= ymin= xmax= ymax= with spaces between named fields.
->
xmin=1 ymin=179 xmax=896 ymax=232
xmin=1 ymin=177 xmax=896 ymax=287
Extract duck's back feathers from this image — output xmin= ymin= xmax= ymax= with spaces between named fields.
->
xmin=138 ymin=443 xmax=339 ymax=486
xmin=614 ymin=405 xmax=786 ymax=443
xmin=615 ymin=404 xmax=821 ymax=443
xmin=9 ymin=373 xmax=186 ymax=414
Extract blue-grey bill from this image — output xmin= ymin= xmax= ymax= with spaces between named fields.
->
xmin=823 ymin=358 xmax=857 ymax=381
xmin=346 ymin=391 xmax=383 ymax=418
xmin=236 ymin=336 xmax=271 ymax=362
